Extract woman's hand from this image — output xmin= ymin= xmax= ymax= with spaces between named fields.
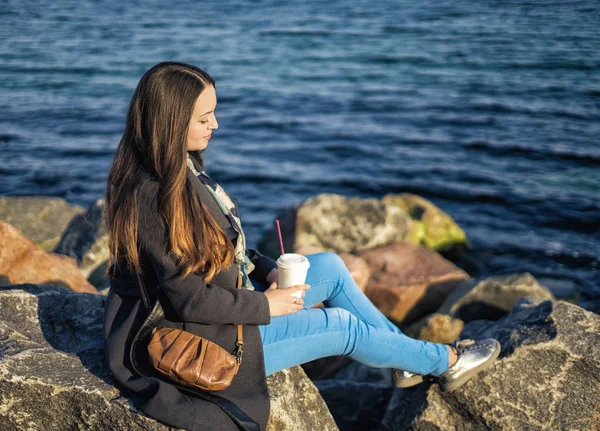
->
xmin=263 ymin=281 xmax=310 ymax=317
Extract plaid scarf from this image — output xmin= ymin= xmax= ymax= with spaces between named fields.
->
xmin=186 ymin=153 xmax=256 ymax=290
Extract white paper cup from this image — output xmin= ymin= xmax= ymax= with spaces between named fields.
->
xmin=276 ymin=253 xmax=310 ymax=298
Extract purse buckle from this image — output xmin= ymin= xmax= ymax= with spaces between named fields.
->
xmin=235 ymin=342 xmax=243 ymax=363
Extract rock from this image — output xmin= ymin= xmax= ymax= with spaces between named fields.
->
xmin=358 ymin=241 xmax=470 ymax=325
xmin=437 ymin=272 xmax=555 ymax=323
xmin=0 ymin=284 xmax=158 ymax=430
xmin=0 ymin=222 xmax=97 ymax=294
xmin=381 ymin=298 xmax=600 ymax=431
xmin=404 ymin=313 xmax=464 ymax=344
xmin=53 ymin=198 xmax=111 ymax=289
xmin=265 ymin=366 xmax=339 ymax=431
xmin=258 ymin=194 xmax=412 ymax=258
xmin=0 ymin=196 xmax=85 ymax=251
xmin=339 ymin=253 xmax=370 ymax=292
xmin=0 ymin=284 xmax=337 ymax=431
xmin=383 ymin=193 xmax=470 ymax=255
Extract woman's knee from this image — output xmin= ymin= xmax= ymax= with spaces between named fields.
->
xmin=325 ymin=307 xmax=363 ymax=355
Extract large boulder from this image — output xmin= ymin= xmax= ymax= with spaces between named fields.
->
xmin=258 ymin=193 xmax=470 ymax=260
xmin=53 ymin=198 xmax=111 ymax=290
xmin=382 ymin=193 xmax=470 ymax=255
xmin=258 ymin=194 xmax=412 ymax=258
xmin=358 ymin=241 xmax=470 ymax=325
xmin=0 ymin=284 xmax=337 ymax=430
xmin=0 ymin=196 xmax=85 ymax=251
xmin=295 ymin=194 xmax=411 ymax=254
xmin=0 ymin=222 xmax=97 ymax=294
xmin=437 ymin=272 xmax=555 ymax=323
xmin=384 ymin=298 xmax=600 ymax=430
xmin=266 ymin=366 xmax=339 ymax=431
xmin=314 ymin=299 xmax=600 ymax=431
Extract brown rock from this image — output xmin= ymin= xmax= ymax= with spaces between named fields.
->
xmin=358 ymin=241 xmax=470 ymax=325
xmin=0 ymin=222 xmax=97 ymax=294
xmin=404 ymin=313 xmax=464 ymax=344
xmin=339 ymin=252 xmax=370 ymax=292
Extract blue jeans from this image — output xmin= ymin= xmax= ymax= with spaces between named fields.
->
xmin=253 ymin=252 xmax=449 ymax=377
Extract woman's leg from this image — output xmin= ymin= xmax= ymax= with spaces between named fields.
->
xmin=255 ymin=252 xmax=449 ymax=377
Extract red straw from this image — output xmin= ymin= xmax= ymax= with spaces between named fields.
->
xmin=275 ymin=220 xmax=285 ymax=255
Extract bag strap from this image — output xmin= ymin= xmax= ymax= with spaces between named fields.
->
xmin=172 ymin=380 xmax=260 ymax=431
xmin=133 ymin=266 xmax=244 ymax=363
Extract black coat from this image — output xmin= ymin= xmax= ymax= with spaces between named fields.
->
xmin=103 ymin=156 xmax=277 ymax=431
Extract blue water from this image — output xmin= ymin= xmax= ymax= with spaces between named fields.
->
xmin=1 ymin=0 xmax=598 ymax=305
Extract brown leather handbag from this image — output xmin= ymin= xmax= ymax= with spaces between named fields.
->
xmin=130 ymin=267 xmax=244 ymax=392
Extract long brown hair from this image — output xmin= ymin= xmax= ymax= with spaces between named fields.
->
xmin=104 ymin=61 xmax=234 ymax=282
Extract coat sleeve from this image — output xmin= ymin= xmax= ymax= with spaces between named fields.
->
xmin=246 ymin=248 xmax=278 ymax=286
xmin=137 ymin=179 xmax=272 ymax=326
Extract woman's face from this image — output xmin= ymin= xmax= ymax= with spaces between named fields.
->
xmin=187 ymin=85 xmax=218 ymax=151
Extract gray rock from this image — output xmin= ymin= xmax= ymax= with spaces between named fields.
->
xmin=437 ymin=273 xmax=555 ymax=323
xmin=0 ymin=196 xmax=85 ymax=251
xmin=53 ymin=199 xmax=111 ymax=289
xmin=0 ymin=284 xmax=338 ymax=430
xmin=381 ymin=298 xmax=600 ymax=431
xmin=266 ymin=366 xmax=339 ymax=431
xmin=258 ymin=194 xmax=411 ymax=258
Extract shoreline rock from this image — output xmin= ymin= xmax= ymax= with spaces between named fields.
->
xmin=0 ymin=196 xmax=85 ymax=252
xmin=0 ymin=284 xmax=338 ymax=431
xmin=0 ymin=221 xmax=97 ymax=294
xmin=258 ymin=193 xmax=469 ymax=260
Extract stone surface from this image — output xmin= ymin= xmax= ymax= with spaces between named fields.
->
xmin=0 ymin=284 xmax=337 ymax=431
xmin=381 ymin=298 xmax=600 ymax=431
xmin=0 ymin=222 xmax=97 ymax=294
xmin=53 ymin=198 xmax=111 ymax=289
xmin=258 ymin=193 xmax=471 ymax=261
xmin=339 ymin=253 xmax=370 ymax=292
xmin=311 ymin=299 xmax=600 ymax=431
xmin=266 ymin=366 xmax=339 ymax=431
xmin=258 ymin=194 xmax=412 ymax=258
xmin=437 ymin=272 xmax=555 ymax=323
xmin=358 ymin=241 xmax=470 ymax=325
xmin=404 ymin=313 xmax=464 ymax=344
xmin=383 ymin=193 xmax=470 ymax=255
xmin=0 ymin=196 xmax=85 ymax=251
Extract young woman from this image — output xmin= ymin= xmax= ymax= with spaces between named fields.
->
xmin=102 ymin=61 xmax=501 ymax=431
